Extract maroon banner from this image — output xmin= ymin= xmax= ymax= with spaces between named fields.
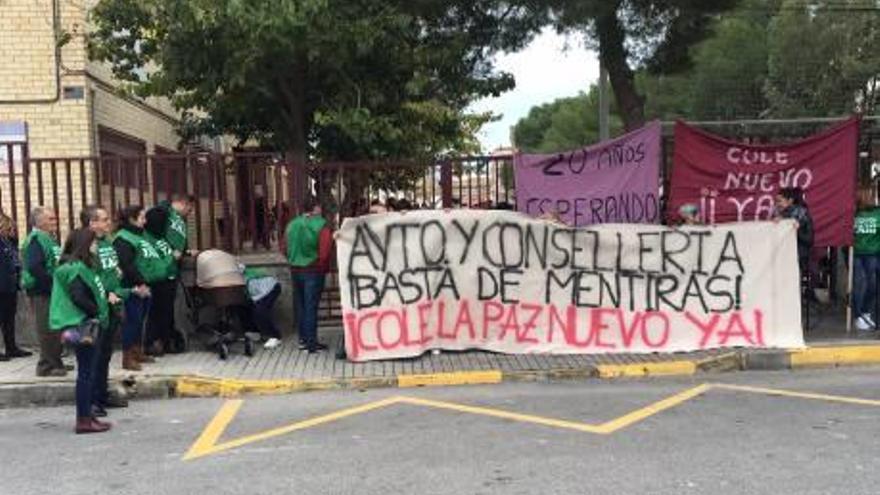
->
xmin=668 ymin=118 xmax=858 ymax=246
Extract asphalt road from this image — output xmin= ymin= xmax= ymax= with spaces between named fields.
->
xmin=2 ymin=368 xmax=879 ymax=495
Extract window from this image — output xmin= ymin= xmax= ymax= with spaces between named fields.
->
xmin=98 ymin=127 xmax=147 ymax=187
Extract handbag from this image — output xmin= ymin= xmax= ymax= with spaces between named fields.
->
xmin=60 ymin=319 xmax=101 ymax=347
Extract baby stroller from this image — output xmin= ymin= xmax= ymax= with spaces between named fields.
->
xmin=182 ymin=249 xmax=256 ymax=360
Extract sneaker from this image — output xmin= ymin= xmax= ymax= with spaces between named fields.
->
xmin=263 ymin=338 xmax=282 ymax=350
xmin=306 ymin=343 xmax=328 ymax=354
xmin=862 ymin=313 xmax=877 ymax=328
xmin=856 ymin=316 xmax=874 ymax=332
xmin=298 ymin=340 xmax=308 ymax=350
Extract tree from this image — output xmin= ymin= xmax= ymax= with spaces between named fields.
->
xmin=88 ymin=0 xmax=545 ymax=166
xmin=543 ymin=0 xmax=741 ymax=130
xmin=512 ymin=85 xmax=623 ymax=152
xmin=765 ymin=0 xmax=880 ymax=117
xmin=639 ymin=0 xmax=777 ymax=121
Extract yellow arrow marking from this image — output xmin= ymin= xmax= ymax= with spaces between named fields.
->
xmin=183 ymin=382 xmax=880 ymax=461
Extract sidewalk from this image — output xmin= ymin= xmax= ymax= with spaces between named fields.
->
xmin=3 ymin=321 xmax=880 ymax=408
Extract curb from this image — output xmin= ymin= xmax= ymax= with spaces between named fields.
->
xmin=3 ymin=345 xmax=880 ymax=407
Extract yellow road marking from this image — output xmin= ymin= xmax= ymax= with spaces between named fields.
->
xmin=183 ymin=382 xmax=880 ymax=461
xmin=713 ymin=383 xmax=880 ymax=407
xmin=595 ymin=361 xmax=696 ymax=378
xmin=184 ymin=396 xmax=404 ymax=461
xmin=595 ymin=383 xmax=712 ymax=433
xmin=790 ymin=346 xmax=880 ymax=367
xmin=396 ymin=396 xmax=607 ymax=433
xmin=398 ymin=371 xmax=503 ymax=388
xmin=183 ymin=399 xmax=243 ymax=461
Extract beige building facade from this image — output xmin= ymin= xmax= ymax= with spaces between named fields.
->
xmin=0 ymin=0 xmax=207 ymax=239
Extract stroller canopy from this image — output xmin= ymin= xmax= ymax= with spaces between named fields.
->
xmin=196 ymin=249 xmax=246 ymax=288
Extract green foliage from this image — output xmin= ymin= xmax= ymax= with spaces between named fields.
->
xmin=512 ymin=85 xmax=623 ymax=153
xmin=638 ymin=0 xmax=880 ymax=121
xmin=765 ymin=0 xmax=880 ymax=117
xmin=543 ymin=0 xmax=741 ymax=129
xmin=88 ymin=0 xmax=544 ymax=160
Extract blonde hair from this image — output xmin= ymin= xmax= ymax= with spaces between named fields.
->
xmin=0 ymin=212 xmax=16 ymax=238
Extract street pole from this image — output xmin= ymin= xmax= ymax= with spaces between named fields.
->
xmin=598 ymin=63 xmax=610 ymax=141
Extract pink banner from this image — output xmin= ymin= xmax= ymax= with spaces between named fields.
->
xmin=668 ymin=118 xmax=858 ymax=246
xmin=515 ymin=121 xmax=661 ymax=227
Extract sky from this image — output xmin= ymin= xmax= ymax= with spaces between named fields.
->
xmin=469 ymin=28 xmax=601 ymax=153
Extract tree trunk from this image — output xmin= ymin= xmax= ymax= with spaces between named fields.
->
xmin=595 ymin=7 xmax=646 ymax=131
xmin=279 ymin=54 xmax=312 ymax=214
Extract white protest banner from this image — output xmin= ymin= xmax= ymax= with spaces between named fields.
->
xmin=337 ymin=210 xmax=804 ymax=362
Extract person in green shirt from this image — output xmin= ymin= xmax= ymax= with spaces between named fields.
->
xmin=285 ymin=196 xmax=334 ymax=353
xmin=49 ymin=227 xmax=113 ymax=434
xmin=143 ymin=194 xmax=193 ymax=355
xmin=81 ymin=205 xmax=148 ymax=414
xmin=22 ymin=206 xmax=66 ymax=377
xmin=853 ymin=187 xmax=880 ymax=332
xmin=113 ymin=205 xmax=160 ymax=370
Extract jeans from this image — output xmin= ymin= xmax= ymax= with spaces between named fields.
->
xmin=123 ymin=295 xmax=151 ymax=350
xmin=292 ymin=272 xmax=325 ymax=346
xmin=853 ymin=254 xmax=880 ymax=319
xmin=253 ymin=284 xmax=281 ymax=339
xmin=75 ymin=341 xmax=99 ymax=418
xmin=93 ymin=313 xmax=118 ymax=406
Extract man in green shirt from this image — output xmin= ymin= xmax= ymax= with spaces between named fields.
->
xmin=285 ymin=196 xmax=334 ymax=353
xmin=82 ymin=205 xmax=145 ymax=412
xmin=853 ymin=188 xmax=880 ymax=331
xmin=22 ymin=206 xmax=66 ymax=377
xmin=144 ymin=194 xmax=192 ymax=355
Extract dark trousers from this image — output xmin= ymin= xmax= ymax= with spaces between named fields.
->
xmin=93 ymin=314 xmax=118 ymax=406
xmin=146 ymin=280 xmax=176 ymax=349
xmin=75 ymin=342 xmax=98 ymax=418
xmin=122 ymin=295 xmax=150 ymax=350
xmin=292 ymin=272 xmax=325 ymax=346
xmin=253 ymin=284 xmax=281 ymax=339
xmin=854 ymin=254 xmax=880 ymax=319
xmin=32 ymin=295 xmax=63 ymax=375
xmin=0 ymin=291 xmax=18 ymax=354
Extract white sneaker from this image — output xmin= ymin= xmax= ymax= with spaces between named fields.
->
xmin=263 ymin=338 xmax=282 ymax=349
xmin=862 ymin=313 xmax=877 ymax=328
xmin=855 ymin=316 xmax=874 ymax=332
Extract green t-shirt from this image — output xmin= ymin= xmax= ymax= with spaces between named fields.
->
xmin=115 ymin=229 xmax=168 ymax=284
xmin=286 ymin=214 xmax=327 ymax=267
xmin=49 ymin=260 xmax=109 ymax=331
xmin=96 ymin=237 xmax=130 ymax=301
xmin=854 ymin=207 xmax=880 ymax=255
xmin=21 ymin=229 xmax=61 ymax=291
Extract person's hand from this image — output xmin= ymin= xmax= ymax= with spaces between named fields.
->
xmin=173 ymin=250 xmax=183 ymax=260
xmin=108 ymin=293 xmax=121 ymax=305
xmin=134 ymin=285 xmax=151 ymax=298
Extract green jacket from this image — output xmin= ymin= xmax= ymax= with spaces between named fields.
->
xmin=115 ymin=229 xmax=169 ymax=284
xmin=286 ymin=214 xmax=327 ymax=267
xmin=855 ymin=207 xmax=880 ymax=255
xmin=21 ymin=229 xmax=60 ymax=291
xmin=49 ymin=261 xmax=109 ymax=331
xmin=96 ymin=237 xmax=130 ymax=301
xmin=145 ymin=231 xmax=178 ymax=280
